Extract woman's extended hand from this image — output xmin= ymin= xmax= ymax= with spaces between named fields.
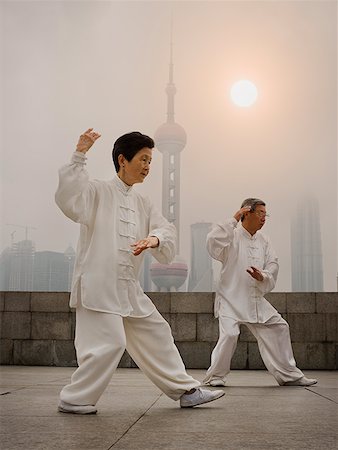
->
xmin=76 ymin=128 xmax=101 ymax=153
xmin=131 ymin=236 xmax=159 ymax=256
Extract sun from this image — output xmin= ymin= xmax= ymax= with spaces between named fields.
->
xmin=230 ymin=80 xmax=258 ymax=107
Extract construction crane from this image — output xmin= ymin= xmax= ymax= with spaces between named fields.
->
xmin=6 ymin=224 xmax=37 ymax=241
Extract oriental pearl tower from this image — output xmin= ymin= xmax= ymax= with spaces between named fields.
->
xmin=150 ymin=38 xmax=188 ymax=292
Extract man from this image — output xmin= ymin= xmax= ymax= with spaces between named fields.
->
xmin=204 ymin=198 xmax=317 ymax=387
xmin=55 ymin=128 xmax=224 ymax=414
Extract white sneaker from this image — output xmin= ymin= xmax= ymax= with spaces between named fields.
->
xmin=209 ymin=378 xmax=226 ymax=387
xmin=58 ymin=400 xmax=97 ymax=414
xmin=283 ymin=377 xmax=318 ymax=387
xmin=180 ymin=388 xmax=225 ymax=408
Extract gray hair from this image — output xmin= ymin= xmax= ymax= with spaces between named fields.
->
xmin=240 ymin=198 xmax=266 ymax=222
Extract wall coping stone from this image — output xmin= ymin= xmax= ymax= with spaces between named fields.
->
xmin=316 ymin=293 xmax=338 ymax=313
xmin=4 ymin=292 xmax=31 ymax=311
xmin=286 ymin=292 xmax=316 ymax=313
xmin=170 ymin=292 xmax=214 ymax=313
xmin=0 ymin=292 xmax=4 ymax=311
xmin=31 ymin=292 xmax=71 ymax=312
xmin=145 ymin=292 xmax=170 ymax=313
xmin=265 ymin=293 xmax=287 ymax=313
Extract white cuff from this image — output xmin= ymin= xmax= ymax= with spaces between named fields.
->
xmin=71 ymin=151 xmax=87 ymax=165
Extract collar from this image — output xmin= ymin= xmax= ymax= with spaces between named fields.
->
xmin=112 ymin=175 xmax=133 ymax=195
xmin=238 ymin=223 xmax=257 ymax=240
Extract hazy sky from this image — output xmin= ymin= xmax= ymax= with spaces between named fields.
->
xmin=1 ymin=0 xmax=337 ymax=291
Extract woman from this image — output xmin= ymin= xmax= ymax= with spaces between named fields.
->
xmin=55 ymin=128 xmax=224 ymax=414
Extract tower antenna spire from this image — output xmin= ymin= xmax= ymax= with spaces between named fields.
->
xmin=169 ymin=14 xmax=173 ymax=83
xmin=166 ymin=15 xmax=176 ymax=123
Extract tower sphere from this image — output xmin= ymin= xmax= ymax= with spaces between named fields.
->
xmin=154 ymin=122 xmax=187 ymax=154
xmin=150 ymin=256 xmax=188 ymax=291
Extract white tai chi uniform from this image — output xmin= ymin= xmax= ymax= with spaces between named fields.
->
xmin=204 ymin=218 xmax=304 ymax=385
xmin=55 ymin=152 xmax=199 ymax=405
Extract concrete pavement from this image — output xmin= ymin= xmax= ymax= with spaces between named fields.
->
xmin=0 ymin=367 xmax=337 ymax=450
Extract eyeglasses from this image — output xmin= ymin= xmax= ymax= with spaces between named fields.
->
xmin=252 ymin=211 xmax=270 ymax=218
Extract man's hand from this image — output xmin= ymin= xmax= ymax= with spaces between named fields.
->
xmin=246 ymin=266 xmax=264 ymax=282
xmin=234 ymin=206 xmax=251 ymax=222
xmin=76 ymin=128 xmax=101 ymax=153
xmin=131 ymin=236 xmax=159 ymax=256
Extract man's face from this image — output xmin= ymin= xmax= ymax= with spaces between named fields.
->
xmin=246 ymin=204 xmax=267 ymax=232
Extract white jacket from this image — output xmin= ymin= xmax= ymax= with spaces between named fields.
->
xmin=207 ymin=218 xmax=279 ymax=322
xmin=55 ymin=151 xmax=176 ymax=316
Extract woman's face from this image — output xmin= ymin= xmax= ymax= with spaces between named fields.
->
xmin=118 ymin=147 xmax=152 ymax=186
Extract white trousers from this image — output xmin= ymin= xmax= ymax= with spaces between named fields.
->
xmin=204 ymin=313 xmax=304 ymax=385
xmin=60 ymin=303 xmax=200 ymax=406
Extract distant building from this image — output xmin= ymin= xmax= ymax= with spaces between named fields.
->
xmin=0 ymin=247 xmax=12 ymax=291
xmin=139 ymin=252 xmax=153 ymax=292
xmin=0 ymin=241 xmax=75 ymax=292
xmin=188 ymin=222 xmax=213 ymax=292
xmin=33 ymin=246 xmax=75 ymax=291
xmin=9 ymin=240 xmax=35 ymax=291
xmin=291 ymin=196 xmax=323 ymax=291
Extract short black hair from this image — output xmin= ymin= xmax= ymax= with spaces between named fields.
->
xmin=240 ymin=198 xmax=266 ymax=222
xmin=112 ymin=131 xmax=154 ymax=172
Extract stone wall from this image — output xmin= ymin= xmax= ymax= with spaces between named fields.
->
xmin=0 ymin=291 xmax=337 ymax=369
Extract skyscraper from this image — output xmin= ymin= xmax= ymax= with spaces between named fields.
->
xmin=9 ymin=240 xmax=35 ymax=291
xmin=33 ymin=246 xmax=75 ymax=292
xmin=291 ymin=196 xmax=324 ymax=291
xmin=0 ymin=247 xmax=12 ymax=291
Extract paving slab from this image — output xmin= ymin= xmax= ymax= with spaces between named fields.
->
xmin=0 ymin=367 xmax=337 ymax=450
